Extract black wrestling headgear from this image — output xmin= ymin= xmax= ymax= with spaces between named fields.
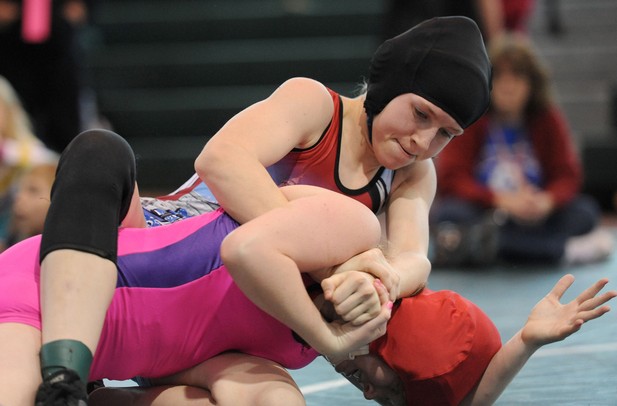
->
xmin=364 ymin=16 xmax=491 ymax=129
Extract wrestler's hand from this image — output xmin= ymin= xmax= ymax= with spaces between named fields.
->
xmin=320 ymin=280 xmax=392 ymax=362
xmin=330 ymin=248 xmax=400 ymax=301
xmin=521 ymin=275 xmax=616 ymax=348
xmin=321 ymin=271 xmax=383 ymax=326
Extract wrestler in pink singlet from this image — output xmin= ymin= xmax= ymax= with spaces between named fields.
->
xmin=0 ymin=209 xmax=318 ymax=381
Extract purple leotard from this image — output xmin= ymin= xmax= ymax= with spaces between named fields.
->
xmin=0 ymin=209 xmax=318 ymax=381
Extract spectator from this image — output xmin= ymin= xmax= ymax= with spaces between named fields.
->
xmin=5 ymin=162 xmax=55 ymax=248
xmin=430 ymin=34 xmax=613 ymax=267
xmin=501 ymin=0 xmax=535 ymax=34
xmin=382 ymin=0 xmax=504 ymax=43
xmin=0 ymin=75 xmax=57 ymax=250
xmin=382 ymin=0 xmax=536 ymax=45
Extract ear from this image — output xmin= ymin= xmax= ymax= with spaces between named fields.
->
xmin=363 ymin=383 xmax=377 ymax=400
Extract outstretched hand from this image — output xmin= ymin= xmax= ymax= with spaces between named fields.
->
xmin=521 ymin=274 xmax=617 ymax=348
xmin=320 ymin=279 xmax=392 ymax=361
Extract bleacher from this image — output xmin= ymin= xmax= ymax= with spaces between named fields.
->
xmin=527 ymin=0 xmax=617 ymax=209
xmin=85 ymin=0 xmax=617 ymax=206
xmin=84 ymin=0 xmax=384 ymax=191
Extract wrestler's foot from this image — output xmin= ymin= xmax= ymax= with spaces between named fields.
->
xmin=35 ymin=368 xmax=88 ymax=406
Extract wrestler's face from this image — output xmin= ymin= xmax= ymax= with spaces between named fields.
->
xmin=334 ymin=353 xmax=405 ymax=405
xmin=370 ymin=93 xmax=463 ymax=170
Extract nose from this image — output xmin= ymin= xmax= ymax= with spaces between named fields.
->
xmin=410 ymin=127 xmax=435 ymax=154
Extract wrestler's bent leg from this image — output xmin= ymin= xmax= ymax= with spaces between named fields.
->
xmin=37 ymin=129 xmax=137 ymax=403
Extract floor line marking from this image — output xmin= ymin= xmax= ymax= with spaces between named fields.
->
xmin=534 ymin=342 xmax=617 ymax=357
xmin=300 ymin=378 xmax=349 ymax=394
xmin=299 ymin=343 xmax=617 ymax=395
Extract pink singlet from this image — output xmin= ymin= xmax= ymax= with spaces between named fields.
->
xmin=0 ymin=209 xmax=318 ymax=381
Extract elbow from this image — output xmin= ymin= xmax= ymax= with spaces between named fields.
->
xmin=195 ymin=141 xmax=239 ymax=194
xmin=194 ymin=146 xmax=218 ymax=183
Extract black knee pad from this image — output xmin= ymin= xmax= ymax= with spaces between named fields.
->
xmin=39 ymin=129 xmax=137 ymax=263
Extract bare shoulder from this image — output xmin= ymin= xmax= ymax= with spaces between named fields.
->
xmin=267 ymin=77 xmax=335 ymax=146
xmin=276 ymin=77 xmax=332 ymax=99
xmin=272 ymin=78 xmax=334 ymax=116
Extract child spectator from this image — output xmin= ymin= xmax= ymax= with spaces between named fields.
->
xmin=0 ymin=75 xmax=58 ymax=250
xmin=5 ymin=162 xmax=56 ymax=248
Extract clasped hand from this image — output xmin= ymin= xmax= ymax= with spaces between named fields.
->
xmin=318 ymin=273 xmax=392 ymax=361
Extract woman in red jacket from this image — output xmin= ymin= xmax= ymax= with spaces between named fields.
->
xmin=431 ymin=33 xmax=613 ymax=267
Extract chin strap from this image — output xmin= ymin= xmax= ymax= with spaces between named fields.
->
xmin=367 ymin=115 xmax=374 ymax=145
xmin=324 ymin=344 xmax=370 ymax=367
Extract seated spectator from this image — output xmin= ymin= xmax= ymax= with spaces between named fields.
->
xmin=0 ymin=75 xmax=58 ymax=251
xmin=5 ymin=162 xmax=56 ymax=248
xmin=430 ymin=34 xmax=613 ymax=267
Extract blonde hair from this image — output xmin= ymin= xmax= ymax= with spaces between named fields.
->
xmin=0 ymin=75 xmax=37 ymax=142
xmin=23 ymin=163 xmax=57 ymax=190
xmin=488 ymin=34 xmax=553 ymax=117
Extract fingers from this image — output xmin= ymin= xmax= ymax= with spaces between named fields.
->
xmin=550 ymin=275 xmax=614 ymax=309
xmin=570 ymin=280 xmax=616 ymax=328
xmin=548 ymin=274 xmax=576 ymax=300
xmin=576 ymin=288 xmax=616 ymax=322
xmin=579 ymin=288 xmax=617 ymax=311
xmin=322 ymin=272 xmax=381 ymax=325
xmin=326 ymin=298 xmax=393 ymax=361
xmin=374 ymin=279 xmax=390 ymax=306
xmin=574 ymin=278 xmax=611 ymax=305
xmin=321 ymin=271 xmax=394 ymax=326
xmin=339 ymin=279 xmax=391 ymax=326
xmin=355 ymin=296 xmax=392 ymax=342
xmin=576 ymin=304 xmax=612 ymax=325
xmin=334 ymin=248 xmax=399 ymax=301
xmin=321 ymin=278 xmax=335 ymax=301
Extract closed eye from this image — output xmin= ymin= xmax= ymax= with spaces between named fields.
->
xmin=414 ymin=108 xmax=428 ymax=120
xmin=439 ymin=128 xmax=456 ymax=139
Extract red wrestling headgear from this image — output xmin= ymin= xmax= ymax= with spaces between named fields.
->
xmin=369 ymin=289 xmax=502 ymax=405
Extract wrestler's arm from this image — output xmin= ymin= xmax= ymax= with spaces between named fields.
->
xmin=381 ymin=161 xmax=435 ymax=298
xmin=222 ymin=186 xmax=392 ymax=359
xmin=328 ymin=160 xmax=435 ymax=303
xmin=461 ymin=275 xmax=616 ymax=406
xmin=195 ymin=78 xmax=334 ymax=224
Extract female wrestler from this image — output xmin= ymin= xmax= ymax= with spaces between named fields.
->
xmin=1 ymin=182 xmax=614 ymax=406
xmin=35 ymin=15 xmax=493 ymax=400
xmin=182 ymin=15 xmax=493 ymax=300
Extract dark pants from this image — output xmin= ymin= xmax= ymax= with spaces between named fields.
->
xmin=430 ymin=194 xmax=602 ymax=264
